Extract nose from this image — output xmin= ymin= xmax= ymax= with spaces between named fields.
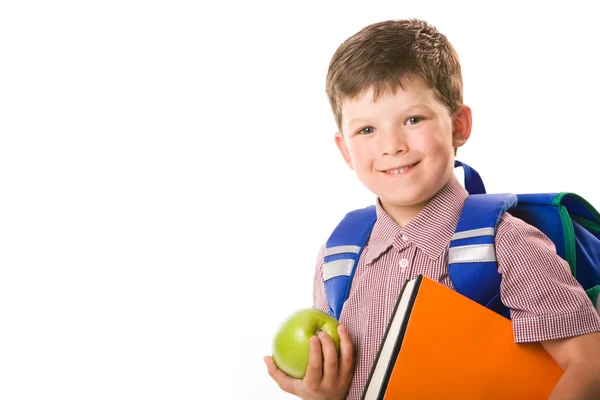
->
xmin=377 ymin=128 xmax=408 ymax=157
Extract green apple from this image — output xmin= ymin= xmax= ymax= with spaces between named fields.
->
xmin=271 ymin=308 xmax=341 ymax=379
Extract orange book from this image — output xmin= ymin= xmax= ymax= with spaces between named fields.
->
xmin=361 ymin=275 xmax=563 ymax=400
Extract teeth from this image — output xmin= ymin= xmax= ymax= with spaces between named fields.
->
xmin=387 ymin=164 xmax=414 ymax=174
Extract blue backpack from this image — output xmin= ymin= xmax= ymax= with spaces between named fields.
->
xmin=323 ymin=161 xmax=600 ymax=320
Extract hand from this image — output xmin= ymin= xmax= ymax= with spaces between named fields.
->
xmin=264 ymin=324 xmax=354 ymax=400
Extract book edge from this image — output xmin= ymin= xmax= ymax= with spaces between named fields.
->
xmin=359 ymin=274 xmax=423 ymax=400
xmin=377 ymin=274 xmax=423 ymax=398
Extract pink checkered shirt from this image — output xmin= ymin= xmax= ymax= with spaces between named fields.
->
xmin=312 ymin=176 xmax=600 ymax=400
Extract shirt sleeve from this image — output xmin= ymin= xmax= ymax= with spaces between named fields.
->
xmin=312 ymin=244 xmax=330 ymax=315
xmin=496 ymin=213 xmax=600 ymax=343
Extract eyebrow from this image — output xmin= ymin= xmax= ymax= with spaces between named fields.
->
xmin=347 ymin=104 xmax=433 ymax=127
xmin=348 ymin=117 xmax=370 ymax=127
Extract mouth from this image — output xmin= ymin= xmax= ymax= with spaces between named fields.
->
xmin=382 ymin=161 xmax=420 ymax=175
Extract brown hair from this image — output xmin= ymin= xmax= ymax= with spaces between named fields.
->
xmin=326 ymin=19 xmax=463 ymax=132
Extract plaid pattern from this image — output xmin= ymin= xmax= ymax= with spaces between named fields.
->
xmin=312 ymin=176 xmax=600 ymax=400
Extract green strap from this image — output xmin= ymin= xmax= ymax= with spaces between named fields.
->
xmin=552 ymin=193 xmax=600 ymax=315
xmin=586 ymin=285 xmax=600 ymax=312
xmin=552 ymin=194 xmax=577 ymax=276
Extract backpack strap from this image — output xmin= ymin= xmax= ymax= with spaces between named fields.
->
xmin=454 ymin=160 xmax=486 ymax=195
xmin=449 ymin=193 xmax=518 ymax=318
xmin=323 ymin=206 xmax=377 ymax=320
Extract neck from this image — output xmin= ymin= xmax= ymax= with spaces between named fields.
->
xmin=379 ymin=175 xmax=455 ymax=227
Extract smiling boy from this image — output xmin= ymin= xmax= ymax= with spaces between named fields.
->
xmin=264 ymin=19 xmax=600 ymax=400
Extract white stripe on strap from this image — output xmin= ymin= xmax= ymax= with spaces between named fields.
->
xmin=323 ymin=259 xmax=355 ymax=281
xmin=448 ymin=244 xmax=496 ymax=264
xmin=451 ymin=228 xmax=495 ymax=241
xmin=324 ymin=245 xmax=361 ymax=257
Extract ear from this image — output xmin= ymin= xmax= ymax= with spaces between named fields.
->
xmin=451 ymin=104 xmax=472 ymax=148
xmin=334 ymin=131 xmax=354 ymax=170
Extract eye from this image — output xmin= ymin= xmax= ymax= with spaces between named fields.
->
xmin=357 ymin=126 xmax=375 ymax=135
xmin=406 ymin=116 xmax=424 ymax=126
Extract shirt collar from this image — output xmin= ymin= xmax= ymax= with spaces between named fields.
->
xmin=363 ymin=176 xmax=468 ymax=264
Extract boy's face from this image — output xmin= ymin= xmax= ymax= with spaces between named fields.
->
xmin=334 ymin=76 xmax=471 ymax=222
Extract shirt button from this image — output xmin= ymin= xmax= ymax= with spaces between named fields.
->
xmin=401 ymin=234 xmax=409 ymax=242
xmin=399 ymin=259 xmax=409 ymax=268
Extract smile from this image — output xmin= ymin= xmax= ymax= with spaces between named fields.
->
xmin=384 ymin=162 xmax=419 ymax=175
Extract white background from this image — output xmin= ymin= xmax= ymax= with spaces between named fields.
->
xmin=1 ymin=1 xmax=598 ymax=399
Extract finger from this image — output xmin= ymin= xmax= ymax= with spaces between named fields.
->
xmin=338 ymin=325 xmax=355 ymax=379
xmin=264 ymin=356 xmax=299 ymax=395
xmin=303 ymin=336 xmax=323 ymax=390
xmin=318 ymin=331 xmax=339 ymax=382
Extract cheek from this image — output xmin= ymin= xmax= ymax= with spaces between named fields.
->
xmin=347 ymin=142 xmax=370 ymax=167
xmin=413 ymin=129 xmax=452 ymax=154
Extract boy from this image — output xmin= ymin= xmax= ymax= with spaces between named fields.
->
xmin=264 ymin=19 xmax=600 ymax=400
